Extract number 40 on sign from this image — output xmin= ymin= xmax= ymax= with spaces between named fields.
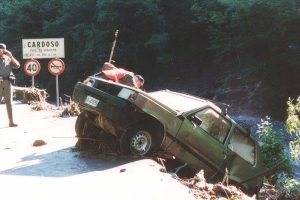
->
xmin=24 ymin=59 xmax=41 ymax=76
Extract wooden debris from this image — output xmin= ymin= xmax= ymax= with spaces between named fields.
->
xmin=174 ymin=169 xmax=254 ymax=200
xmin=60 ymin=101 xmax=80 ymax=117
xmin=212 ymin=184 xmax=232 ymax=198
xmin=14 ymin=86 xmax=48 ymax=103
xmin=157 ymin=158 xmax=167 ymax=173
xmin=13 ymin=86 xmax=54 ymax=110
xmin=193 ymin=170 xmax=207 ymax=190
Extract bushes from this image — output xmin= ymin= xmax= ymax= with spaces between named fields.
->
xmin=286 ymin=96 xmax=300 ymax=162
xmin=257 ymin=117 xmax=292 ymax=177
xmin=258 ymin=96 xmax=300 ymax=198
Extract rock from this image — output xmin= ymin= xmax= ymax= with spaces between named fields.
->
xmin=119 ymin=168 xmax=126 ymax=173
xmin=33 ymin=140 xmax=47 ymax=147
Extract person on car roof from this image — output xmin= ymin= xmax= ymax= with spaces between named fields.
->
xmin=100 ymin=62 xmax=144 ymax=89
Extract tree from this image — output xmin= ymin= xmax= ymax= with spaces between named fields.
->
xmin=191 ymin=0 xmax=300 ymax=119
xmin=96 ymin=0 xmax=168 ymax=75
xmin=286 ymin=96 xmax=300 ymax=162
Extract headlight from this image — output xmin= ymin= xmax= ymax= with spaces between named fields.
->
xmin=86 ymin=79 xmax=95 ymax=87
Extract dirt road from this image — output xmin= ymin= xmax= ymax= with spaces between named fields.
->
xmin=0 ymin=102 xmax=194 ymax=200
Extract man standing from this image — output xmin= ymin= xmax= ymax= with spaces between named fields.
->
xmin=0 ymin=43 xmax=20 ymax=127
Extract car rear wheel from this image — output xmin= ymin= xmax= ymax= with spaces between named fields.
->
xmin=120 ymin=127 xmax=154 ymax=156
xmin=75 ymin=112 xmax=87 ymax=138
xmin=75 ymin=111 xmax=98 ymax=137
xmin=75 ymin=111 xmax=96 ymax=149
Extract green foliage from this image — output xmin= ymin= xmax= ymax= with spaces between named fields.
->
xmin=191 ymin=0 xmax=300 ymax=119
xmin=192 ymin=0 xmax=300 ymax=69
xmin=286 ymin=96 xmax=300 ymax=162
xmin=0 ymin=0 xmax=299 ymax=111
xmin=276 ymin=173 xmax=300 ymax=192
xmin=258 ymin=115 xmax=300 ymax=195
xmin=275 ymin=172 xmax=300 ymax=199
xmin=95 ymin=0 xmax=169 ymax=71
xmin=257 ymin=117 xmax=292 ymax=175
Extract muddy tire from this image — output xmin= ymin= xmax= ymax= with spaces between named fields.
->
xmin=120 ymin=126 xmax=156 ymax=156
xmin=75 ymin=112 xmax=87 ymax=138
xmin=75 ymin=111 xmax=96 ymax=150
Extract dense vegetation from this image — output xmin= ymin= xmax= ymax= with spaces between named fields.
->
xmin=0 ymin=0 xmax=299 ymax=119
xmin=257 ymin=106 xmax=300 ymax=198
xmin=286 ymin=97 xmax=300 ymax=162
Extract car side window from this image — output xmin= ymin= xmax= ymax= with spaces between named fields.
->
xmin=194 ymin=108 xmax=231 ymax=143
xmin=229 ymin=128 xmax=255 ymax=165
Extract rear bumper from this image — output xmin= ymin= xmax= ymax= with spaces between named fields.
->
xmin=72 ymin=82 xmax=129 ymax=122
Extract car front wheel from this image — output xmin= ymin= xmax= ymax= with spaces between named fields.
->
xmin=120 ymin=127 xmax=154 ymax=156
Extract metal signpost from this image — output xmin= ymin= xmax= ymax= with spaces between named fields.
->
xmin=48 ymin=58 xmax=65 ymax=107
xmin=23 ymin=59 xmax=41 ymax=87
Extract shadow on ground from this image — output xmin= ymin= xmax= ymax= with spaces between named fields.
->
xmin=0 ymin=147 xmax=137 ymax=177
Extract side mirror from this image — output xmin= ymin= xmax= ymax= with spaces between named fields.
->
xmin=189 ymin=115 xmax=202 ymax=127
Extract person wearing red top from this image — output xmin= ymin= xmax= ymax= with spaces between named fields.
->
xmin=100 ymin=62 xmax=144 ymax=89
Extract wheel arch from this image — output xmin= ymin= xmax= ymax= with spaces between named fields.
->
xmin=127 ymin=112 xmax=167 ymax=150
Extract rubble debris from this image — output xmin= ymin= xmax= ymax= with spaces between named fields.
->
xmin=14 ymin=86 xmax=48 ymax=103
xmin=60 ymin=101 xmax=80 ymax=117
xmin=13 ymin=86 xmax=54 ymax=110
xmin=74 ymin=133 xmax=118 ymax=155
xmin=157 ymin=158 xmax=167 ymax=173
xmin=258 ymin=183 xmax=300 ymax=200
xmin=173 ymin=169 xmax=256 ymax=200
xmin=29 ymin=101 xmax=55 ymax=111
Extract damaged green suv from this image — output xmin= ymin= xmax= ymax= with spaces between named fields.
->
xmin=73 ymin=76 xmax=268 ymax=194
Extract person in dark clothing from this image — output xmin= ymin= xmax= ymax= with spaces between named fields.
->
xmin=0 ymin=43 xmax=20 ymax=127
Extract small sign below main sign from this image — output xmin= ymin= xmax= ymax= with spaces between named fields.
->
xmin=48 ymin=58 xmax=65 ymax=76
xmin=22 ymin=38 xmax=65 ymax=59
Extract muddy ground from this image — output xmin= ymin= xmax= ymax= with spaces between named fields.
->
xmin=0 ymin=102 xmax=195 ymax=200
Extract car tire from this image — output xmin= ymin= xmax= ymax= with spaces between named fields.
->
xmin=75 ymin=111 xmax=98 ymax=149
xmin=75 ymin=111 xmax=87 ymax=138
xmin=120 ymin=126 xmax=155 ymax=156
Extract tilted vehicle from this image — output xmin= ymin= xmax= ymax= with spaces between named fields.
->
xmin=72 ymin=75 xmax=269 ymax=194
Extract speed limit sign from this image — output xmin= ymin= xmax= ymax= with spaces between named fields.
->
xmin=24 ymin=59 xmax=41 ymax=76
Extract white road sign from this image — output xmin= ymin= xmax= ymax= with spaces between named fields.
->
xmin=22 ymin=38 xmax=65 ymax=59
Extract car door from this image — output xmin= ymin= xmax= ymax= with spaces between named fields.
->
xmin=176 ymin=107 xmax=232 ymax=176
xmin=226 ymin=127 xmax=259 ymax=186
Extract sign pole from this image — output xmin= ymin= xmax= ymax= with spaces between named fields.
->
xmin=47 ymin=58 xmax=65 ymax=108
xmin=56 ymin=75 xmax=59 ymax=107
xmin=32 ymin=76 xmax=35 ymax=88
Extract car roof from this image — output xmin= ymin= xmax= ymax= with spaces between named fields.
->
xmin=148 ymin=90 xmax=222 ymax=113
